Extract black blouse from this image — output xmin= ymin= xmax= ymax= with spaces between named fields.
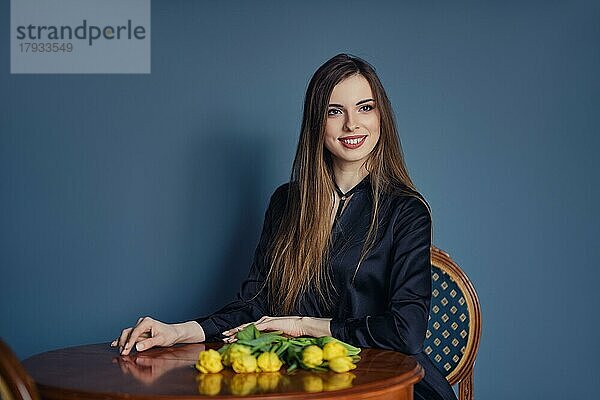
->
xmin=195 ymin=175 xmax=457 ymax=400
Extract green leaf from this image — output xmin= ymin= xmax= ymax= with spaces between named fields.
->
xmin=217 ymin=343 xmax=230 ymax=355
xmin=286 ymin=362 xmax=298 ymax=373
xmin=236 ymin=324 xmax=258 ymax=341
xmin=252 ymin=324 xmax=261 ymax=339
xmin=275 ymin=341 xmax=290 ymax=357
xmin=237 ymin=334 xmax=284 ymax=348
xmin=288 ymin=338 xmax=315 ymax=347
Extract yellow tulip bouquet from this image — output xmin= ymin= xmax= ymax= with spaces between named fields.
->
xmin=196 ymin=324 xmax=361 ymax=374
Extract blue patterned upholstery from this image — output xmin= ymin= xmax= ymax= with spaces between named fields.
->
xmin=424 ymin=265 xmax=470 ymax=377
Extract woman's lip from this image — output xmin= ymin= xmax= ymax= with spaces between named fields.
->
xmin=338 ymin=135 xmax=367 ymax=149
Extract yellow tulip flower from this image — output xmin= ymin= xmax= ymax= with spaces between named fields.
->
xmin=232 ymin=354 xmax=258 ymax=373
xmin=256 ymin=352 xmax=283 ymax=373
xmin=195 ymin=349 xmax=224 ymax=374
xmin=322 ymin=341 xmax=348 ymax=360
xmin=302 ymin=345 xmax=324 ymax=368
xmin=328 ymin=356 xmax=357 ymax=373
xmin=223 ymin=343 xmax=252 ymax=367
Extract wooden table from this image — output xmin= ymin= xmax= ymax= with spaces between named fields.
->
xmin=23 ymin=342 xmax=423 ymax=399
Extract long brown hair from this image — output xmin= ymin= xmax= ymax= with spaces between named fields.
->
xmin=266 ymin=54 xmax=426 ymax=315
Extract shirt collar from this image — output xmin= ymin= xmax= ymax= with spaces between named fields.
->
xmin=333 ymin=174 xmax=370 ymax=197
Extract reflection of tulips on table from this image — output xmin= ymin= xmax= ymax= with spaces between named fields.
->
xmin=303 ymin=372 xmax=357 ymax=393
xmin=195 ymin=324 xmax=360 ymax=395
xmin=197 ymin=371 xmax=357 ymax=396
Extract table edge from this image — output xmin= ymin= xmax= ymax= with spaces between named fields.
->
xmin=25 ymin=342 xmax=425 ymax=399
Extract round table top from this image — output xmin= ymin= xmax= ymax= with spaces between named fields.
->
xmin=23 ymin=342 xmax=423 ymax=399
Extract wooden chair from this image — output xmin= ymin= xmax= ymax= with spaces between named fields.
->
xmin=0 ymin=339 xmax=39 ymax=400
xmin=424 ymin=246 xmax=482 ymax=400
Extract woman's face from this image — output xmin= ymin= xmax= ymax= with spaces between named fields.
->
xmin=324 ymin=74 xmax=380 ymax=171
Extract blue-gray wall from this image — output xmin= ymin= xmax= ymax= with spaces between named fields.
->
xmin=1 ymin=1 xmax=599 ymax=399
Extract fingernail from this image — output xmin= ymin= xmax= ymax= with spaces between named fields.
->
xmin=136 ymin=343 xmax=143 ymax=351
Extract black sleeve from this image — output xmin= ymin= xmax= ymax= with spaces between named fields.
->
xmin=194 ymin=184 xmax=287 ymax=341
xmin=329 ymin=196 xmax=432 ymax=355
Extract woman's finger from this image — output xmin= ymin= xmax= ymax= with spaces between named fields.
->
xmin=243 ymin=316 xmax=272 ymax=330
xmin=222 ymin=326 xmax=243 ymax=336
xmin=254 ymin=321 xmax=274 ymax=331
xmin=135 ymin=335 xmax=160 ymax=352
xmin=112 ymin=329 xmax=149 ymax=348
xmin=222 ymin=315 xmax=289 ymax=337
xmin=256 ymin=318 xmax=303 ymax=337
xmin=118 ymin=327 xmax=133 ymax=350
xmin=124 ymin=319 xmax=151 ymax=349
xmin=129 ymin=331 xmax=151 ymax=344
xmin=122 ymin=318 xmax=153 ymax=355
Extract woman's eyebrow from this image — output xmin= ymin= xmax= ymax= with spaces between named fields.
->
xmin=328 ymin=98 xmax=375 ymax=108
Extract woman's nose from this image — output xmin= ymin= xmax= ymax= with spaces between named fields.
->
xmin=344 ymin=113 xmax=359 ymax=132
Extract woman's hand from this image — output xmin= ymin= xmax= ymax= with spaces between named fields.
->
xmin=111 ymin=317 xmax=205 ymax=356
xmin=222 ymin=316 xmax=332 ymax=342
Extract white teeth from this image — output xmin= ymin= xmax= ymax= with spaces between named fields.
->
xmin=341 ymin=137 xmax=365 ymax=145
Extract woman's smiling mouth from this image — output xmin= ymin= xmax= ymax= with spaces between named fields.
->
xmin=338 ymin=135 xmax=367 ymax=149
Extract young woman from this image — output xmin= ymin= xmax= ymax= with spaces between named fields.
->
xmin=113 ymin=54 xmax=457 ymax=400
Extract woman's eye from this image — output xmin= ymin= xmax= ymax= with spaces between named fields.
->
xmin=327 ymin=108 xmax=341 ymax=116
xmin=360 ymin=104 xmax=374 ymax=112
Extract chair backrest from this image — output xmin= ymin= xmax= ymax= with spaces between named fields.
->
xmin=0 ymin=339 xmax=39 ymax=400
xmin=424 ymin=246 xmax=481 ymax=388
